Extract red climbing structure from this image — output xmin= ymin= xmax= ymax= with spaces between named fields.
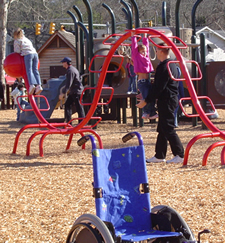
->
xmin=4 ymin=28 xmax=225 ymax=165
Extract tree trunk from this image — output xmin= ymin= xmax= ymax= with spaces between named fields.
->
xmin=0 ymin=0 xmax=11 ymax=85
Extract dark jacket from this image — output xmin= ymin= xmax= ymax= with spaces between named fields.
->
xmin=62 ymin=65 xmax=84 ymax=95
xmin=145 ymin=58 xmax=179 ymax=103
xmin=0 ymin=81 xmax=4 ymax=100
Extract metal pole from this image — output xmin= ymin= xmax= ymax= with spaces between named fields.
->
xmin=192 ymin=0 xmax=203 ymax=36
xmin=102 ymin=3 xmax=116 ymax=34
xmin=73 ymin=6 xmax=84 ymax=75
xmin=175 ymin=0 xmax=181 ymax=38
xmin=200 ymin=33 xmax=208 ymax=129
xmin=77 ymin=22 xmax=89 ymax=73
xmin=122 ymin=8 xmax=129 ymax=29
xmin=191 ymin=35 xmax=198 ymax=126
xmin=162 ymin=1 xmax=167 ymax=26
xmin=155 ymin=11 xmax=158 ymax=26
xmin=82 ymin=0 xmax=96 ymax=127
xmin=120 ymin=0 xmax=132 ymax=29
xmin=129 ymin=0 xmax=140 ymax=28
xmin=83 ymin=0 xmax=95 ymax=87
xmin=67 ymin=10 xmax=79 ymax=69
xmin=191 ymin=0 xmax=203 ymax=126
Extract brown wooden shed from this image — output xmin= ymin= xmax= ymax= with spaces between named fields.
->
xmin=37 ymin=30 xmax=76 ymax=81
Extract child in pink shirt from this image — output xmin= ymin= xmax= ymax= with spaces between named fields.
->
xmin=131 ymin=31 xmax=158 ymax=119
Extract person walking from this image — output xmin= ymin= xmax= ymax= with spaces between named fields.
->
xmin=136 ymin=43 xmax=184 ymax=163
xmin=13 ymin=28 xmax=43 ymax=95
xmin=59 ymin=57 xmax=85 ymax=124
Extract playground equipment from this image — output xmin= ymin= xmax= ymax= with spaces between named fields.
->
xmin=88 ymin=28 xmax=225 ymax=167
xmin=3 ymin=52 xmax=114 ymax=156
xmin=4 ymin=27 xmax=225 ymax=166
xmin=66 ymin=132 xmax=209 ymax=242
xmin=18 ymin=76 xmax=66 ymax=124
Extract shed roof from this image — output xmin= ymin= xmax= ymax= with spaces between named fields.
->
xmin=37 ymin=30 xmax=76 ymax=55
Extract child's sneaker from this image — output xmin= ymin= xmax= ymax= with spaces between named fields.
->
xmin=29 ymin=85 xmax=35 ymax=95
xmin=35 ymin=85 xmax=43 ymax=95
xmin=142 ymin=113 xmax=150 ymax=119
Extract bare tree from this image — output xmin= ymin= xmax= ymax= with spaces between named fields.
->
xmin=0 ymin=0 xmax=14 ymax=84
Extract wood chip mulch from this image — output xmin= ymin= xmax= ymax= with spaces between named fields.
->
xmin=0 ymin=108 xmax=225 ymax=243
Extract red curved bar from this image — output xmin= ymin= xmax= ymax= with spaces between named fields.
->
xmin=39 ymin=128 xmax=103 ymax=157
xmin=183 ymin=132 xmax=220 ymax=165
xmin=167 ymin=60 xmax=202 ymax=81
xmin=14 ymin=123 xmax=70 ymax=154
xmin=167 ymin=36 xmax=188 ymax=49
xmin=13 ymin=123 xmax=50 ymax=154
xmin=26 ymin=130 xmax=49 ymax=156
xmin=16 ymin=95 xmax=50 ymax=112
xmin=179 ymin=96 xmax=216 ymax=118
xmin=220 ymin=147 xmax=225 ymax=166
xmin=202 ymin=141 xmax=225 ymax=166
xmin=89 ymin=55 xmax=124 ymax=73
xmin=65 ymin=129 xmax=102 ymax=152
xmin=80 ymin=87 xmax=114 ymax=107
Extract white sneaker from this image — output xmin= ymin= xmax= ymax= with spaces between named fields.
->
xmin=146 ymin=156 xmax=166 ymax=163
xmin=149 ymin=114 xmax=158 ymax=120
xmin=166 ymin=155 xmax=184 ymax=163
xmin=29 ymin=85 xmax=35 ymax=95
xmin=142 ymin=113 xmax=150 ymax=119
xmin=35 ymin=85 xmax=43 ymax=95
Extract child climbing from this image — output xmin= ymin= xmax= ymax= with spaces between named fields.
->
xmin=13 ymin=28 xmax=43 ymax=95
xmin=131 ymin=31 xmax=158 ymax=120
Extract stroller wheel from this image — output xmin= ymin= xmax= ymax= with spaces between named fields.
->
xmin=151 ymin=205 xmax=196 ymax=241
xmin=66 ymin=214 xmax=114 ymax=243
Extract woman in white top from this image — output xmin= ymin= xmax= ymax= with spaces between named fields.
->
xmin=13 ymin=28 xmax=42 ymax=95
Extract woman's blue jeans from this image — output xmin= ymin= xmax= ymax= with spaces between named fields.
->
xmin=24 ymin=53 xmax=41 ymax=86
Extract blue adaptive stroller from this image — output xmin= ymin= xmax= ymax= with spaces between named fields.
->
xmin=66 ymin=132 xmax=209 ymax=243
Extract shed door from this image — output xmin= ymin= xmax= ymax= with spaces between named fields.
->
xmin=50 ymin=66 xmax=66 ymax=78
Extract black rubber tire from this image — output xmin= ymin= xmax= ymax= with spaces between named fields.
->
xmin=151 ymin=205 xmax=196 ymax=241
xmin=66 ymin=214 xmax=114 ymax=243
xmin=66 ymin=222 xmax=102 ymax=243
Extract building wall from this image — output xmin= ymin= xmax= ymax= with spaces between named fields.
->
xmin=203 ymin=31 xmax=225 ymax=49
xmin=39 ymin=48 xmax=76 ymax=80
xmin=196 ymin=29 xmax=225 ymax=62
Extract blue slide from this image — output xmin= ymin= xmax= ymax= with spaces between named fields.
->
xmin=19 ymin=76 xmax=66 ymax=124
